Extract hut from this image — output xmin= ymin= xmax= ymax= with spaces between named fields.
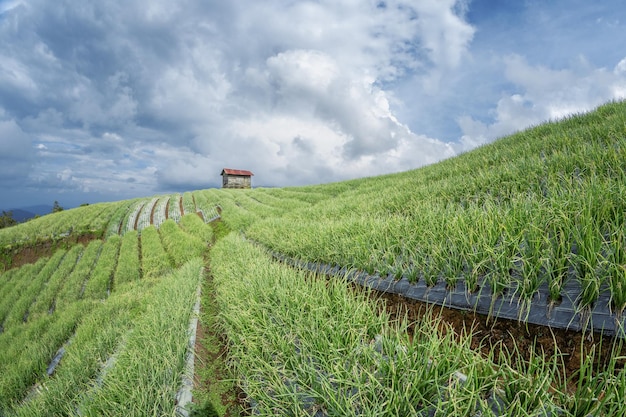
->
xmin=221 ymin=168 xmax=253 ymax=189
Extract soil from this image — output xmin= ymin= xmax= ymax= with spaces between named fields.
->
xmin=370 ymin=290 xmax=626 ymax=388
xmin=192 ymin=194 xmax=198 ymax=213
xmin=133 ymin=203 xmax=144 ymax=230
xmin=3 ymin=233 xmax=99 ymax=271
xmin=150 ymin=200 xmax=156 ymax=225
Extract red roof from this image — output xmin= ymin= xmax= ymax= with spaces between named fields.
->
xmin=221 ymin=168 xmax=254 ymax=176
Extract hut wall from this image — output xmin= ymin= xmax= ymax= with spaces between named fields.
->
xmin=223 ymin=175 xmax=251 ymax=189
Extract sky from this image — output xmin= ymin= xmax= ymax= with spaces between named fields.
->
xmin=1 ymin=0 xmax=625 ymax=209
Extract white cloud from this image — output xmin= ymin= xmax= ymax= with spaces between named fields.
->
xmin=457 ymin=55 xmax=626 ymax=151
xmin=615 ymin=57 xmax=626 ymax=74
xmin=2 ymin=0 xmax=625 ymax=208
xmin=0 ymin=0 xmax=23 ymax=14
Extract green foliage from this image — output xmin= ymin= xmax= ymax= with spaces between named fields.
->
xmin=28 ymin=244 xmax=83 ymax=321
xmin=180 ymin=213 xmax=214 ymax=244
xmin=1 ymin=100 xmax=625 ymax=416
xmin=0 ymin=201 xmax=127 ymax=247
xmin=140 ymin=226 xmax=172 ymax=279
xmin=11 ymin=291 xmax=144 ymax=416
xmin=0 ymin=300 xmax=90 ymax=411
xmin=78 ymin=259 xmax=202 ymax=416
xmin=0 ymin=210 xmax=17 ymax=229
xmin=82 ymin=235 xmax=121 ymax=300
xmin=211 ymin=232 xmax=626 ymax=416
xmin=182 ymin=191 xmax=196 ymax=215
xmin=159 ymin=219 xmax=206 ymax=267
xmin=55 ymin=240 xmax=103 ymax=311
xmin=1 ymin=249 xmax=68 ymax=330
xmin=114 ymin=230 xmax=141 ymax=287
xmin=52 ymin=201 xmax=64 ymax=213
xmin=226 ymin=100 xmax=626 ymax=309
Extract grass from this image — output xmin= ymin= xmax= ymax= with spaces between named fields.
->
xmin=77 ymin=259 xmax=203 ymax=416
xmin=239 ymin=101 xmax=626 ymax=313
xmin=159 ymin=219 xmax=206 ymax=268
xmin=1 ymin=221 xmax=209 ymax=415
xmin=0 ymin=100 xmax=625 ymax=415
xmin=210 ymin=233 xmax=626 ymax=416
xmin=113 ymin=230 xmax=141 ymax=287
xmin=139 ymin=226 xmax=172 ymax=280
xmin=190 ymin=264 xmax=240 ymax=417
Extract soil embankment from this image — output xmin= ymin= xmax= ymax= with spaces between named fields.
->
xmin=2 ymin=233 xmax=99 ymax=271
xmin=373 ymin=290 xmax=626 ymax=385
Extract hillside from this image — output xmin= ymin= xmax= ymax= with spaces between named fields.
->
xmin=1 ymin=100 xmax=625 ymax=416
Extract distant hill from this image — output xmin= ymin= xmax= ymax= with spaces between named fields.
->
xmin=3 ymin=205 xmax=52 ymax=222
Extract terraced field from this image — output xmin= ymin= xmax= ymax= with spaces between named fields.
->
xmin=1 ymin=100 xmax=625 ymax=416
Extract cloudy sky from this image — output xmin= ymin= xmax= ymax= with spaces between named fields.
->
xmin=1 ymin=0 xmax=625 ymax=209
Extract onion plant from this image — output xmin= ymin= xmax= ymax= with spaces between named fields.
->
xmin=139 ymin=225 xmax=172 ymax=279
xmin=179 ymin=213 xmax=214 ymax=244
xmin=0 ymin=258 xmax=48 ymax=330
xmin=54 ymin=240 xmax=103 ymax=312
xmin=168 ymin=193 xmax=183 ymax=222
xmin=27 ymin=244 xmax=83 ymax=321
xmin=211 ymin=232 xmax=626 ymax=416
xmin=182 ymin=191 xmax=196 ymax=215
xmin=2 ymin=249 xmax=68 ymax=330
xmin=82 ymin=235 xmax=121 ymax=300
xmin=78 ymin=259 xmax=202 ymax=416
xmin=159 ymin=219 xmax=206 ymax=267
xmin=113 ymin=230 xmax=140 ymax=287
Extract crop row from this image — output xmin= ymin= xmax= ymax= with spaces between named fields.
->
xmin=0 ymin=300 xmax=91 ymax=407
xmin=152 ymin=196 xmax=170 ymax=228
xmin=182 ymin=192 xmax=196 ymax=215
xmin=1 ymin=189 xmax=222 ymax=256
xmin=140 ymin=226 xmax=172 ymax=279
xmin=0 ymin=249 xmax=69 ymax=332
xmin=179 ymin=212 xmax=214 ymax=244
xmin=234 ymin=101 xmax=626 ymax=316
xmin=211 ymin=232 xmax=626 ymax=416
xmin=136 ymin=197 xmax=159 ymax=231
xmin=104 ymin=198 xmax=143 ymax=237
xmin=159 ymin=219 xmax=206 ymax=268
xmin=0 ymin=201 xmax=124 ymax=247
xmin=114 ymin=230 xmax=140 ymax=287
xmin=0 ymin=216 xmax=212 ymax=414
xmin=123 ymin=200 xmax=146 ymax=234
xmin=168 ymin=193 xmax=183 ymax=222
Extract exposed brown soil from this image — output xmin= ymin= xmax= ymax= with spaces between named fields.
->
xmin=133 ymin=203 xmax=145 ymax=230
xmin=192 ymin=194 xmax=198 ymax=213
xmin=150 ymin=200 xmax=156 ymax=225
xmin=372 ymin=290 xmax=626 ymax=388
xmin=3 ymin=233 xmax=99 ymax=271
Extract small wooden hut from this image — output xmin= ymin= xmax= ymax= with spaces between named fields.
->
xmin=221 ymin=168 xmax=253 ymax=189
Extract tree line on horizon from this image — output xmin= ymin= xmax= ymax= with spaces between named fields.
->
xmin=0 ymin=201 xmax=65 ymax=230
